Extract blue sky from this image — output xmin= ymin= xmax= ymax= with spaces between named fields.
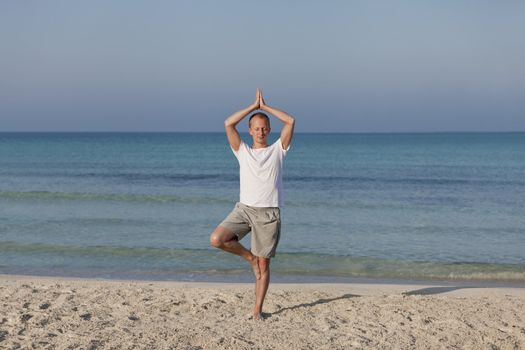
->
xmin=1 ymin=1 xmax=524 ymax=132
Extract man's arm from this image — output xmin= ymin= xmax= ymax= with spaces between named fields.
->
xmin=259 ymin=93 xmax=295 ymax=150
xmin=225 ymin=89 xmax=260 ymax=151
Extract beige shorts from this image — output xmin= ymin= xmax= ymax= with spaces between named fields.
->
xmin=219 ymin=202 xmax=281 ymax=258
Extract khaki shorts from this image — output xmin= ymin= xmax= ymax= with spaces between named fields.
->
xmin=219 ymin=202 xmax=281 ymax=258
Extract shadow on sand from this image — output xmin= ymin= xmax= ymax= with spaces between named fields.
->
xmin=402 ymin=286 xmax=479 ymax=296
xmin=272 ymin=293 xmax=360 ymax=316
xmin=269 ymin=286 xmax=482 ymax=317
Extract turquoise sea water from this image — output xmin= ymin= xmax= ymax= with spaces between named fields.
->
xmin=0 ymin=132 xmax=524 ymax=283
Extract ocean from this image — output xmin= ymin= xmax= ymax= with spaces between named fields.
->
xmin=1 ymin=132 xmax=524 ymax=284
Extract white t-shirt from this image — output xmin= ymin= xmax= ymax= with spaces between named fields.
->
xmin=232 ymin=138 xmax=289 ymax=208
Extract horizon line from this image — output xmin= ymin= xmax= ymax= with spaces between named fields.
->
xmin=1 ymin=130 xmax=524 ymax=134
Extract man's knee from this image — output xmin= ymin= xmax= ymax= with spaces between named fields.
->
xmin=210 ymin=227 xmax=236 ymax=248
xmin=210 ymin=232 xmax=223 ymax=248
xmin=257 ymin=257 xmax=270 ymax=274
xmin=209 ymin=227 xmax=223 ymax=248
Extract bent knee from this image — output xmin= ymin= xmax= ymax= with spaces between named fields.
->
xmin=209 ymin=234 xmax=222 ymax=248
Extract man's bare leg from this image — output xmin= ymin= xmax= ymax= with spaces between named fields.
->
xmin=253 ymin=257 xmax=270 ymax=320
xmin=210 ymin=226 xmax=261 ymax=279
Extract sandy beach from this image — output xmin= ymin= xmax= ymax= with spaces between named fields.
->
xmin=1 ymin=275 xmax=524 ymax=349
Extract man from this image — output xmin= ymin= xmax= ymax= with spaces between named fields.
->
xmin=210 ymin=88 xmax=295 ymax=320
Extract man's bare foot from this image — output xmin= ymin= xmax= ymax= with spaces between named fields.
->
xmin=249 ymin=255 xmax=261 ymax=280
xmin=251 ymin=312 xmax=264 ymax=321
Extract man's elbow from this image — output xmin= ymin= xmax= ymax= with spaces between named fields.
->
xmin=287 ymin=116 xmax=295 ymax=125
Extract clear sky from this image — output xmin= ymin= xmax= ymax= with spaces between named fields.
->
xmin=1 ymin=1 xmax=524 ymax=132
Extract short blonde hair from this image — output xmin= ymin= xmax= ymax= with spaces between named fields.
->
xmin=249 ymin=112 xmax=270 ymax=128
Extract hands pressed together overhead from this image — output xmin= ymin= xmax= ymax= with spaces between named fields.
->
xmin=251 ymin=88 xmax=267 ymax=110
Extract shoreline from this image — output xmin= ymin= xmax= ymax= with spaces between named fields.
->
xmin=2 ymin=273 xmax=525 ymax=297
xmin=2 ymin=271 xmax=525 ymax=289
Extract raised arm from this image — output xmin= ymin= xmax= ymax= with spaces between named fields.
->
xmin=225 ymin=89 xmax=260 ymax=151
xmin=259 ymin=91 xmax=295 ymax=150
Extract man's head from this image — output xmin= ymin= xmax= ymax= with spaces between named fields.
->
xmin=249 ymin=112 xmax=271 ymax=146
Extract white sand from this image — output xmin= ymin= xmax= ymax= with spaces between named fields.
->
xmin=1 ymin=274 xmax=524 ymax=349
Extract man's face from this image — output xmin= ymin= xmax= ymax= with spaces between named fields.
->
xmin=249 ymin=117 xmax=271 ymax=145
